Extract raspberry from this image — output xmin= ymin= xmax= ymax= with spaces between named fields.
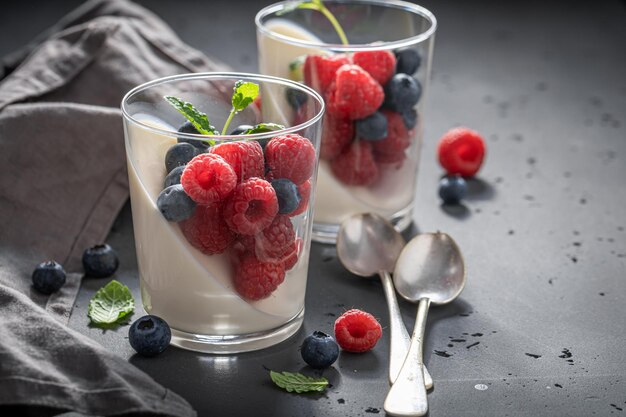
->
xmin=304 ymin=54 xmax=350 ymax=94
xmin=255 ymin=215 xmax=296 ymax=263
xmin=180 ymin=203 xmax=235 ymax=255
xmin=334 ymin=309 xmax=382 ymax=352
xmin=210 ymin=141 xmax=264 ymax=182
xmin=325 ymin=65 xmax=384 ymax=120
xmin=371 ymin=110 xmax=411 ymax=164
xmin=283 ymin=238 xmax=302 ymax=271
xmin=290 ymin=180 xmax=311 ymax=217
xmin=265 ymin=134 xmax=316 ymax=185
xmin=331 ymin=141 xmax=379 ymax=186
xmin=233 ymin=254 xmax=286 ymax=300
xmin=223 ymin=178 xmax=278 ymax=235
xmin=320 ymin=113 xmax=354 ymax=161
xmin=352 ymin=50 xmax=396 ymax=85
xmin=181 ymin=153 xmax=237 ymax=204
xmin=437 ymin=127 xmax=486 ymax=177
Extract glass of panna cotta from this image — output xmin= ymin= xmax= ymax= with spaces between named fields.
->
xmin=256 ymin=0 xmax=437 ymax=243
xmin=121 ymin=73 xmax=324 ymax=353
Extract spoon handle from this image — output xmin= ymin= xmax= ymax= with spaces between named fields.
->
xmin=384 ymin=297 xmax=430 ymax=417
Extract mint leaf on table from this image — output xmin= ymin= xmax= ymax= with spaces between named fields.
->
xmin=163 ymin=95 xmax=219 ymax=135
xmin=270 ymin=371 xmax=329 ymax=393
xmin=243 ymin=123 xmax=285 ymax=135
xmin=88 ymin=280 xmax=134 ymax=325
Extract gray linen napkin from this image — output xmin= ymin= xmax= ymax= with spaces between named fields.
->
xmin=0 ymin=0 xmax=227 ymax=415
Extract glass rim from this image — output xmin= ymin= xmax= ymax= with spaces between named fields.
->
xmin=255 ymin=0 xmax=437 ymax=52
xmin=120 ymin=72 xmax=325 ymax=141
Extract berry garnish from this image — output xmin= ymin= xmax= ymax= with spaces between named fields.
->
xmin=157 ymin=184 xmax=196 ymax=222
xmin=222 ymin=81 xmax=260 ymax=134
xmin=229 ymin=124 xmax=255 ymax=135
xmin=164 ymin=165 xmax=185 ymax=188
xmin=352 ymin=50 xmax=396 ymax=85
xmin=325 ymin=65 xmax=385 ymax=120
xmin=301 ymin=331 xmax=340 ymax=369
xmin=320 ymin=113 xmax=354 ymax=160
xmin=283 ymin=238 xmax=302 ymax=271
xmin=383 ymin=73 xmax=422 ymax=113
xmin=437 ymin=127 xmax=486 ymax=177
xmin=334 ymin=309 xmax=382 ymax=352
xmin=371 ymin=110 xmax=411 ymax=164
xmin=291 ymin=180 xmax=311 ymax=217
xmin=255 ymin=215 xmax=296 ymax=263
xmin=402 ymin=108 xmax=418 ymax=130
xmin=394 ymin=48 xmax=421 ymax=75
xmin=32 ymin=261 xmax=66 ymax=294
xmin=304 ymin=54 xmax=350 ymax=94
xmin=164 ymin=142 xmax=196 ymax=173
xmin=265 ymin=134 xmax=316 ymax=185
xmin=181 ymin=153 xmax=237 ymax=204
xmin=224 ymin=178 xmax=278 ymax=235
xmin=129 ymin=315 xmax=171 ymax=357
xmin=331 ymin=140 xmax=379 ymax=186
xmin=210 ymin=141 xmax=264 ymax=182
xmin=233 ymin=253 xmax=286 ymax=300
xmin=180 ymin=203 xmax=235 ymax=254
xmin=82 ymin=244 xmax=119 ymax=278
xmin=164 ymin=96 xmax=219 ymax=138
xmin=286 ymin=88 xmax=308 ymax=110
xmin=438 ymin=175 xmax=468 ymax=205
xmin=177 ymin=121 xmax=211 ymax=149
xmin=355 ymin=111 xmax=388 ymax=141
xmin=271 ymin=178 xmax=301 ymax=215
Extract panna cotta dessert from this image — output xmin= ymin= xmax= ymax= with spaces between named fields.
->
xmin=122 ymin=73 xmax=324 ymax=353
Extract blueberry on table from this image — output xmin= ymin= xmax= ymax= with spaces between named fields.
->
xmin=383 ymin=73 xmax=422 ymax=113
xmin=129 ymin=315 xmax=171 ymax=357
xmin=82 ymin=244 xmax=119 ymax=278
xmin=271 ymin=178 xmax=301 ymax=214
xmin=157 ymin=184 xmax=196 ymax=222
xmin=164 ymin=165 xmax=185 ymax=188
xmin=32 ymin=261 xmax=66 ymax=294
xmin=177 ymin=121 xmax=211 ymax=149
xmin=301 ymin=331 xmax=340 ymax=369
xmin=355 ymin=111 xmax=388 ymax=141
xmin=285 ymin=87 xmax=308 ymax=110
xmin=229 ymin=124 xmax=255 ymax=135
xmin=402 ymin=108 xmax=418 ymax=130
xmin=165 ymin=142 xmax=196 ymax=173
xmin=438 ymin=175 xmax=468 ymax=205
xmin=395 ymin=48 xmax=421 ymax=75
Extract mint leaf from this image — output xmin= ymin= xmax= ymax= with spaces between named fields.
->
xmin=243 ymin=123 xmax=285 ymax=135
xmin=163 ymin=96 xmax=219 ymax=135
xmin=232 ymin=81 xmax=260 ymax=112
xmin=270 ymin=371 xmax=328 ymax=393
xmin=88 ymin=280 xmax=135 ymax=325
xmin=277 ymin=1 xmax=348 ymax=45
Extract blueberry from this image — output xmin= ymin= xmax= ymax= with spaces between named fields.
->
xmin=82 ymin=244 xmax=119 ymax=278
xmin=402 ymin=108 xmax=418 ymax=130
xmin=177 ymin=121 xmax=211 ymax=149
xmin=129 ymin=315 xmax=171 ymax=357
xmin=301 ymin=331 xmax=339 ymax=369
xmin=395 ymin=48 xmax=421 ymax=75
xmin=229 ymin=124 xmax=254 ymax=135
xmin=285 ymin=88 xmax=308 ymax=110
xmin=271 ymin=179 xmax=301 ymax=214
xmin=355 ymin=111 xmax=388 ymax=141
xmin=383 ymin=74 xmax=422 ymax=113
xmin=438 ymin=175 xmax=467 ymax=204
xmin=157 ymin=185 xmax=196 ymax=222
xmin=165 ymin=143 xmax=196 ymax=173
xmin=164 ymin=165 xmax=185 ymax=188
xmin=32 ymin=261 xmax=66 ymax=294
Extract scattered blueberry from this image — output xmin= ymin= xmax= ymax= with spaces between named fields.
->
xmin=402 ymin=108 xmax=418 ymax=130
xmin=286 ymin=88 xmax=308 ymax=110
xmin=177 ymin=121 xmax=211 ymax=149
xmin=129 ymin=315 xmax=171 ymax=357
xmin=356 ymin=112 xmax=388 ymax=141
xmin=438 ymin=175 xmax=468 ymax=204
xmin=32 ymin=261 xmax=66 ymax=294
xmin=395 ymin=48 xmax=421 ymax=75
xmin=229 ymin=124 xmax=255 ymax=135
xmin=383 ymin=74 xmax=422 ymax=112
xmin=301 ymin=331 xmax=339 ymax=369
xmin=164 ymin=165 xmax=185 ymax=188
xmin=271 ymin=178 xmax=301 ymax=214
xmin=157 ymin=185 xmax=196 ymax=222
xmin=82 ymin=244 xmax=119 ymax=278
xmin=165 ymin=143 xmax=196 ymax=173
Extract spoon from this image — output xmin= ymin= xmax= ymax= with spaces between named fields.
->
xmin=384 ymin=232 xmax=466 ymax=417
xmin=336 ymin=213 xmax=433 ymax=388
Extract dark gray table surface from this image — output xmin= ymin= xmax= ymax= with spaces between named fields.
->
xmin=2 ymin=1 xmax=625 ymax=416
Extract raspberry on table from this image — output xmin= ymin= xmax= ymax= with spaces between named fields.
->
xmin=334 ymin=309 xmax=382 ymax=353
xmin=265 ymin=134 xmax=316 ymax=185
xmin=304 ymin=54 xmax=350 ymax=94
xmin=290 ymin=180 xmax=311 ymax=217
xmin=180 ymin=203 xmax=235 ymax=255
xmin=325 ymin=65 xmax=384 ymax=120
xmin=223 ymin=177 xmax=278 ymax=235
xmin=320 ymin=113 xmax=355 ymax=161
xmin=331 ymin=140 xmax=379 ymax=186
xmin=233 ymin=253 xmax=286 ymax=300
xmin=352 ymin=50 xmax=396 ymax=85
xmin=181 ymin=153 xmax=237 ymax=204
xmin=255 ymin=214 xmax=296 ymax=263
xmin=437 ymin=127 xmax=486 ymax=177
xmin=210 ymin=140 xmax=264 ymax=182
xmin=371 ymin=110 xmax=411 ymax=164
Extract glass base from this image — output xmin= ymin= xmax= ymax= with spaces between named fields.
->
xmin=312 ymin=204 xmax=414 ymax=244
xmin=170 ymin=308 xmax=304 ymax=354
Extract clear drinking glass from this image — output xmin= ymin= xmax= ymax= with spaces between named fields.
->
xmin=256 ymin=0 xmax=437 ymax=243
xmin=121 ymin=73 xmax=324 ymax=353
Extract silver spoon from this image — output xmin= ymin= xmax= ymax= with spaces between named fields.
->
xmin=384 ymin=232 xmax=466 ymax=417
xmin=336 ymin=213 xmax=433 ymax=388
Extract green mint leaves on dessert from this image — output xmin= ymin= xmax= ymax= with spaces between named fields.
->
xmin=88 ymin=280 xmax=135 ymax=325
xmin=279 ymin=0 xmax=349 ymax=45
xmin=243 ymin=123 xmax=285 ymax=135
xmin=163 ymin=96 xmax=219 ymax=136
xmin=222 ymin=81 xmax=260 ymax=134
xmin=270 ymin=371 xmax=329 ymax=393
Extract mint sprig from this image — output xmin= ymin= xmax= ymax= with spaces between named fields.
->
xmin=163 ymin=96 xmax=219 ymax=136
xmin=243 ymin=122 xmax=285 ymax=135
xmin=270 ymin=371 xmax=329 ymax=393
xmin=222 ymin=81 xmax=260 ymax=134
xmin=279 ymin=0 xmax=349 ymax=45
xmin=88 ymin=280 xmax=134 ymax=325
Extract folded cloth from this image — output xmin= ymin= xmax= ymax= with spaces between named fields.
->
xmin=0 ymin=0 xmax=228 ymax=415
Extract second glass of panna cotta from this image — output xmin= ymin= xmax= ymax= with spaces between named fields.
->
xmin=256 ymin=0 xmax=437 ymax=243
